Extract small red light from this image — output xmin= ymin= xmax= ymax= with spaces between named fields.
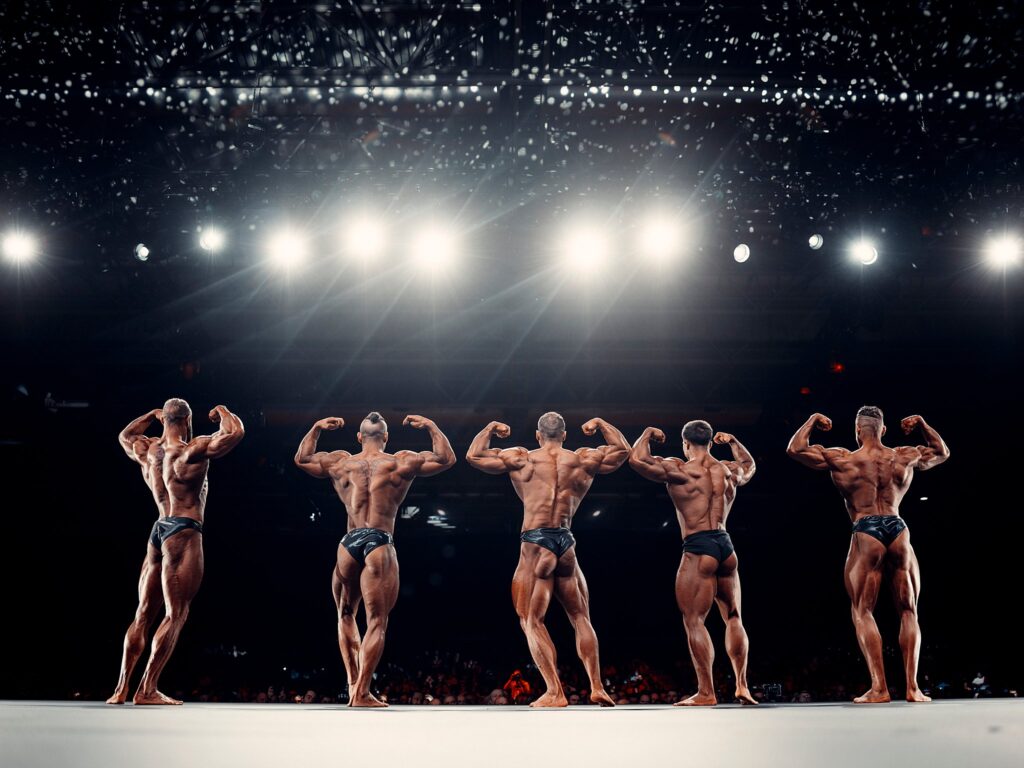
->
xmin=800 ymin=386 xmax=812 ymax=395
xmin=829 ymin=361 xmax=845 ymax=374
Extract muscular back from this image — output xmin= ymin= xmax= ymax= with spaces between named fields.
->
xmin=823 ymin=445 xmax=920 ymax=522
xmin=507 ymin=447 xmax=601 ymax=530
xmin=138 ymin=438 xmax=211 ymax=522
xmin=318 ymin=449 xmax=422 ymax=534
xmin=664 ymin=455 xmax=742 ymax=538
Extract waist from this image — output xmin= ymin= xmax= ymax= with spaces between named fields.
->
xmin=156 ymin=515 xmax=203 ymax=527
xmin=682 ymin=528 xmax=729 ymax=540
xmin=343 ymin=526 xmax=394 ymax=537
xmin=522 ymin=526 xmax=572 ymax=535
xmin=852 ymin=514 xmax=905 ymax=527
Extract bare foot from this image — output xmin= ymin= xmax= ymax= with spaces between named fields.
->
xmin=853 ymin=688 xmax=891 ymax=704
xmin=906 ymin=689 xmax=932 ymax=703
xmin=349 ymin=694 xmax=388 ymax=708
xmin=530 ymin=692 xmax=568 ymax=708
xmin=735 ymin=688 xmax=758 ymax=705
xmin=105 ymin=691 xmax=128 ymax=705
xmin=590 ymin=689 xmax=616 ymax=707
xmin=133 ymin=691 xmax=183 ymax=705
xmin=674 ymin=692 xmax=717 ymax=707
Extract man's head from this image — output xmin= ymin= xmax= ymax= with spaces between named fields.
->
xmin=855 ymin=405 xmax=885 ymax=444
xmin=357 ymin=411 xmax=388 ymax=445
xmin=681 ymin=419 xmax=713 ymax=459
xmin=163 ymin=398 xmax=192 ymax=439
xmin=536 ymin=411 xmax=566 ymax=444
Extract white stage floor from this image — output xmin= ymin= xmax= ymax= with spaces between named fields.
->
xmin=1 ymin=700 xmax=1021 ymax=768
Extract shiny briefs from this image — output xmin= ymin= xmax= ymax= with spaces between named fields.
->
xmin=521 ymin=527 xmax=576 ymax=558
xmin=682 ymin=529 xmax=735 ymax=563
xmin=852 ymin=515 xmax=907 ymax=547
xmin=341 ymin=527 xmax=394 ymax=565
xmin=149 ymin=516 xmax=203 ymax=549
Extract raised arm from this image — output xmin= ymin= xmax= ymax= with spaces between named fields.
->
xmin=786 ymin=413 xmax=843 ymax=470
xmin=713 ymin=432 xmax=756 ymax=486
xmin=396 ymin=415 xmax=457 ymax=477
xmin=901 ymin=415 xmax=950 ymax=471
xmin=465 ymin=421 xmax=528 ymax=475
xmin=577 ymin=418 xmax=630 ymax=475
xmin=118 ymin=408 xmax=162 ymax=464
xmin=294 ymin=417 xmax=346 ymax=478
xmin=184 ymin=405 xmax=245 ymax=463
xmin=629 ymin=427 xmax=686 ymax=483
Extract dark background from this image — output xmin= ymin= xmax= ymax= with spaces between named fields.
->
xmin=0 ymin=1 xmax=1021 ymax=700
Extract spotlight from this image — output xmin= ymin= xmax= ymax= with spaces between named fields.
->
xmin=199 ymin=226 xmax=226 ymax=253
xmin=592 ymin=509 xmax=602 ymax=517
xmin=2 ymin=231 xmax=38 ymax=263
xmin=808 ymin=234 xmax=824 ymax=250
xmin=850 ymin=240 xmax=878 ymax=265
xmin=733 ymin=243 xmax=750 ymax=263
xmin=134 ymin=243 xmax=150 ymax=262
xmin=561 ymin=221 xmax=610 ymax=274
xmin=984 ymin=234 xmax=1021 ymax=268
xmin=638 ymin=213 xmax=683 ymax=262
xmin=411 ymin=223 xmax=459 ymax=273
xmin=266 ymin=227 xmax=309 ymax=269
xmin=341 ymin=210 xmax=387 ymax=261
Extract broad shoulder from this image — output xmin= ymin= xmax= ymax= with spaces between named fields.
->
xmin=823 ymin=446 xmax=853 ymax=462
xmin=894 ymin=445 xmax=922 ymax=463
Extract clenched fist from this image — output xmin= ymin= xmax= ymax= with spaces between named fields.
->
xmin=315 ymin=417 xmax=344 ymax=431
xmin=403 ymin=415 xmax=434 ymax=429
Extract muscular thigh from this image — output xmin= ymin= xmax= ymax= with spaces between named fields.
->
xmin=137 ymin=547 xmax=164 ymax=613
xmin=885 ymin=532 xmax=921 ymax=608
xmin=512 ymin=545 xmax=556 ymax=615
xmin=714 ymin=553 xmax=741 ymax=616
xmin=844 ymin=533 xmax=886 ymax=600
xmin=553 ymin=549 xmax=590 ymax=616
xmin=675 ymin=553 xmax=718 ymax=616
xmin=360 ymin=545 xmax=399 ymax=615
xmin=335 ymin=545 xmax=363 ymax=611
xmin=161 ymin=531 xmax=204 ymax=605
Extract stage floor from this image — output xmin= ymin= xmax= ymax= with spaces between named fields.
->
xmin=1 ymin=699 xmax=1021 ymax=768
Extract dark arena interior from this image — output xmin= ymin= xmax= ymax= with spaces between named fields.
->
xmin=1 ymin=2 xmax=1022 ymax=766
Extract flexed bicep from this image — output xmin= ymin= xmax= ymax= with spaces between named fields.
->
xmin=186 ymin=405 xmax=245 ymax=462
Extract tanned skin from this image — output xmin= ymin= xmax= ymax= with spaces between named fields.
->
xmin=787 ymin=412 xmax=950 ymax=703
xmin=294 ymin=414 xmax=456 ymax=708
xmin=465 ymin=417 xmax=629 ymax=708
xmin=107 ymin=401 xmax=245 ymax=705
xmin=629 ymin=427 xmax=757 ymax=706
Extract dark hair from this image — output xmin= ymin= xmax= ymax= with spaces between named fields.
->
xmin=856 ymin=405 xmax=884 ymax=427
xmin=537 ymin=411 xmax=566 ymax=439
xmin=681 ymin=420 xmax=713 ymax=446
xmin=360 ymin=411 xmax=387 ymax=439
xmin=163 ymin=398 xmax=191 ymax=423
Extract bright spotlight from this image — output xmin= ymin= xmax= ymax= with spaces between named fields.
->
xmin=808 ymin=234 xmax=824 ymax=250
xmin=850 ymin=239 xmax=878 ymax=265
xmin=199 ymin=227 xmax=226 ymax=253
xmin=134 ymin=243 xmax=150 ymax=262
xmin=411 ymin=223 xmax=458 ymax=273
xmin=984 ymin=234 xmax=1022 ymax=268
xmin=342 ymin=211 xmax=387 ymax=261
xmin=2 ymin=231 xmax=38 ymax=263
xmin=561 ymin=222 xmax=610 ymax=274
xmin=266 ymin=227 xmax=309 ymax=269
xmin=638 ymin=214 xmax=683 ymax=262
xmin=733 ymin=243 xmax=750 ymax=263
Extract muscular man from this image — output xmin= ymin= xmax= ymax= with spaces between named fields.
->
xmin=294 ymin=412 xmax=456 ymax=708
xmin=629 ymin=421 xmax=757 ymax=706
xmin=787 ymin=407 xmax=950 ymax=703
xmin=465 ymin=413 xmax=628 ymax=708
xmin=107 ymin=399 xmax=244 ymax=705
